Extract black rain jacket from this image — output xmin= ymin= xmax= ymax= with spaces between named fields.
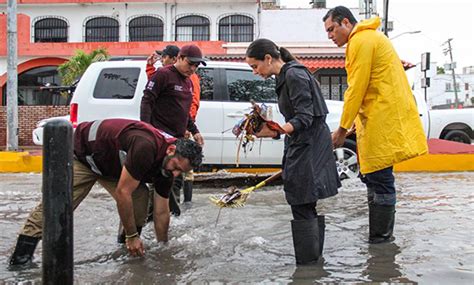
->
xmin=276 ymin=60 xmax=340 ymax=205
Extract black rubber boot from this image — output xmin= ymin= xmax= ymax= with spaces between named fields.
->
xmin=369 ymin=204 xmax=396 ymax=244
xmin=317 ymin=215 xmax=325 ymax=256
xmin=117 ymin=226 xmax=143 ymax=244
xmin=291 ymin=219 xmax=320 ymax=265
xmin=183 ymin=181 xmax=193 ymax=203
xmin=9 ymin=234 xmax=40 ymax=266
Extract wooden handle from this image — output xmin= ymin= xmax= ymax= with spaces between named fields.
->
xmin=262 ymin=170 xmax=282 ymax=185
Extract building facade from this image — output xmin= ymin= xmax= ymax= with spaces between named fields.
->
xmin=413 ymin=63 xmax=474 ymax=109
xmin=0 ymin=0 xmax=349 ymax=146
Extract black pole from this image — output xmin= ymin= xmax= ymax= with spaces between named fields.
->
xmin=383 ymin=0 xmax=390 ymax=36
xmin=42 ymin=119 xmax=74 ymax=285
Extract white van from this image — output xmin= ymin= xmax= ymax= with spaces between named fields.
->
xmin=33 ymin=60 xmax=360 ymax=178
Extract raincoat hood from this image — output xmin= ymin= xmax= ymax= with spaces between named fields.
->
xmin=349 ymin=17 xmax=381 ymax=41
xmin=276 ymin=60 xmax=309 ymax=90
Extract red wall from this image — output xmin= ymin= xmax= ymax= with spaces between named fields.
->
xmin=0 ymin=106 xmax=69 ymax=147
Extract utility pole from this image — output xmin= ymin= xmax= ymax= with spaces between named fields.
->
xmin=360 ymin=0 xmax=376 ymax=19
xmin=382 ymin=0 xmax=390 ymax=36
xmin=443 ymin=38 xmax=459 ymax=108
xmin=6 ymin=0 xmax=18 ymax=151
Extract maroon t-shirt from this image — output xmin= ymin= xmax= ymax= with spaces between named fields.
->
xmin=140 ymin=65 xmax=199 ymax=138
xmin=74 ymin=119 xmax=176 ymax=198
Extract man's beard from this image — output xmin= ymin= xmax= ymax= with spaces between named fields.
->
xmin=161 ymin=154 xmax=174 ymax=178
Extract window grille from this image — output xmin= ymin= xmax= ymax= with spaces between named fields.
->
xmin=85 ymin=17 xmax=119 ymax=42
xmin=219 ymin=15 xmax=254 ymax=42
xmin=175 ymin=16 xmax=210 ymax=41
xmin=34 ymin=17 xmax=68 ymax=43
xmin=319 ymin=74 xmax=347 ymax=101
xmin=129 ymin=16 xmax=164 ymax=41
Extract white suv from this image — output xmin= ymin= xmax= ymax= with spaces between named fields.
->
xmin=33 ymin=60 xmax=359 ymax=178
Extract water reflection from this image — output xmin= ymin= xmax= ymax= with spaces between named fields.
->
xmin=364 ymin=243 xmax=402 ymax=282
xmin=291 ymin=262 xmax=330 ymax=284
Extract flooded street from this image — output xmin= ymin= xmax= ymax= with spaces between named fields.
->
xmin=1 ymin=172 xmax=473 ymax=283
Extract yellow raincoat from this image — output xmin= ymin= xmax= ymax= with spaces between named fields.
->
xmin=341 ymin=17 xmax=428 ymax=174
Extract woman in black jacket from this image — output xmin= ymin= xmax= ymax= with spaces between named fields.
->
xmin=246 ymin=38 xmax=340 ymax=265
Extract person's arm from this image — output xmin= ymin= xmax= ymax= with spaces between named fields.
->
xmin=140 ymin=72 xmax=166 ymax=123
xmin=146 ymin=65 xmax=156 ymax=80
xmin=186 ymin=117 xmax=202 ymax=142
xmin=189 ymin=73 xmax=201 ymax=121
xmin=332 ymin=36 xmax=374 ymax=148
xmin=140 ymin=91 xmax=153 ymax=123
xmin=115 ymin=166 xmax=144 ymax=257
xmin=145 ymin=53 xmax=159 ymax=80
xmin=285 ymin=69 xmax=315 ymax=134
xmin=153 ymin=192 xmax=170 ymax=242
xmin=339 ymin=35 xmax=374 ymax=131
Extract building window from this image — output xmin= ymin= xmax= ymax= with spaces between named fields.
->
xmin=318 ymin=75 xmax=347 ymax=101
xmin=129 ymin=16 xmax=163 ymax=42
xmin=85 ymin=17 xmax=119 ymax=42
xmin=34 ymin=17 xmax=68 ymax=42
xmin=175 ymin=15 xmax=210 ymax=41
xmin=446 ymin=82 xmax=461 ymax=92
xmin=1 ymin=66 xmax=67 ymax=106
xmin=465 ymin=83 xmax=469 ymax=91
xmin=445 ymin=82 xmax=452 ymax=91
xmin=218 ymin=15 xmax=254 ymax=42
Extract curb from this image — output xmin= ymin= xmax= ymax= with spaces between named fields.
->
xmin=0 ymin=152 xmax=42 ymax=173
xmin=393 ymin=153 xmax=474 ymax=172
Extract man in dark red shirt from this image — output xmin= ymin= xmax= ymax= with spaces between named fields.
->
xmin=141 ymin=44 xmax=205 ymax=144
xmin=9 ymin=119 xmax=203 ymax=265
xmin=145 ymin=45 xmax=202 ymax=206
xmin=141 ymin=44 xmax=206 ymax=215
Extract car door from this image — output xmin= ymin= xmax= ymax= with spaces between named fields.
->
xmin=194 ymin=67 xmax=224 ymax=165
xmin=221 ymin=68 xmax=285 ymax=166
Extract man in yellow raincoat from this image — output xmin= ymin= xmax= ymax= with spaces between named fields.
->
xmin=323 ymin=6 xmax=428 ymax=244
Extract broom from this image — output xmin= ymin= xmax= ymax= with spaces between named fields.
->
xmin=209 ymin=170 xmax=282 ymax=208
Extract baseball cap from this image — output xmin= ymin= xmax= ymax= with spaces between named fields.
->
xmin=156 ymin=45 xmax=180 ymax=57
xmin=179 ymin=44 xmax=207 ymax=66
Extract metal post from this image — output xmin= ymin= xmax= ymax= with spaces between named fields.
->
xmin=6 ymin=0 xmax=18 ymax=150
xmin=42 ymin=119 xmax=74 ymax=285
xmin=446 ymin=39 xmax=459 ymax=108
xmin=423 ymin=70 xmax=427 ymax=102
xmin=383 ymin=0 xmax=390 ymax=36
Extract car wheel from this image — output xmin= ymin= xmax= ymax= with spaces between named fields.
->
xmin=444 ymin=130 xmax=471 ymax=144
xmin=333 ymin=139 xmax=359 ymax=180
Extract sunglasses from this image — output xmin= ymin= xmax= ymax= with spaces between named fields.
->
xmin=184 ymin=58 xmax=200 ymax=67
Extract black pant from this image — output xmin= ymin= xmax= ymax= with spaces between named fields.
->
xmin=291 ymin=202 xmax=317 ymax=220
xmin=360 ymin=166 xmax=396 ymax=206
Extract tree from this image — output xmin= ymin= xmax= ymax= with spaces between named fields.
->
xmin=437 ymin=66 xmax=445 ymax=74
xmin=58 ymin=48 xmax=109 ymax=86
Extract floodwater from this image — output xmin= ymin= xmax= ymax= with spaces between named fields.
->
xmin=0 ymin=172 xmax=473 ymax=284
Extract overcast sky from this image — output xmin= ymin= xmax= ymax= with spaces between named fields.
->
xmin=279 ymin=0 xmax=474 ymax=72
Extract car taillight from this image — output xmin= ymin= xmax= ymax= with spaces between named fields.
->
xmin=70 ymin=103 xmax=78 ymax=128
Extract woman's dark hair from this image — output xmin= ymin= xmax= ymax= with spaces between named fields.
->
xmin=322 ymin=6 xmax=357 ymax=25
xmin=174 ymin=138 xmax=203 ymax=168
xmin=246 ymin=38 xmax=296 ymax=63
